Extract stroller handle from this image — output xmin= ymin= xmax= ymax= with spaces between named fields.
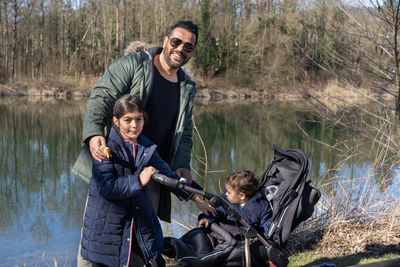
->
xmin=152 ymin=172 xmax=215 ymax=200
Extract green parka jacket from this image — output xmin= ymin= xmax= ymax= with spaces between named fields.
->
xmin=72 ymin=46 xmax=197 ymax=222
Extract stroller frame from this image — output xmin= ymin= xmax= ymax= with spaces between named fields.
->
xmin=152 ymin=173 xmax=287 ymax=267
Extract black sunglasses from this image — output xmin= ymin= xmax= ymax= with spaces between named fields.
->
xmin=167 ymin=36 xmax=195 ymax=53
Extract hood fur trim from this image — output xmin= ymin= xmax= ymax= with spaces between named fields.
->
xmin=124 ymin=41 xmax=147 ymax=55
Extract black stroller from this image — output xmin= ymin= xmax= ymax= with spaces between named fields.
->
xmin=155 ymin=145 xmax=321 ymax=267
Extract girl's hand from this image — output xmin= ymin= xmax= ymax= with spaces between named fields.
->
xmin=197 ymin=218 xmax=210 ymax=228
xmin=139 ymin=167 xmax=156 ymax=187
xmin=191 ymin=196 xmax=217 ymax=216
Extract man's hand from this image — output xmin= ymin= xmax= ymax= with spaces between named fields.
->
xmin=197 ymin=218 xmax=210 ymax=228
xmin=191 ymin=196 xmax=217 ymax=216
xmin=175 ymin=168 xmax=193 ymax=184
xmin=89 ymin=136 xmax=108 ymax=162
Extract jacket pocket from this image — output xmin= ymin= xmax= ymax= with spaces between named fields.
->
xmin=94 ymin=202 xmax=112 ymax=237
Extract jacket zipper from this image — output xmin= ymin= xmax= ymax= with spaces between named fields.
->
xmin=126 ymin=218 xmax=134 ymax=267
xmin=126 ymin=142 xmax=137 ymax=267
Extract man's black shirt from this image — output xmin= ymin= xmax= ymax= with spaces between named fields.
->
xmin=142 ymin=66 xmax=180 ymax=161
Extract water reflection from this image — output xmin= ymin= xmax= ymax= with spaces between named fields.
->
xmin=0 ymin=99 xmax=88 ymax=265
xmin=0 ymin=98 xmax=398 ymax=265
xmin=191 ymin=102 xmax=343 ymax=186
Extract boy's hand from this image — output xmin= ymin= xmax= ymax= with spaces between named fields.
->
xmin=191 ymin=196 xmax=217 ymax=216
xmin=139 ymin=167 xmax=156 ymax=187
xmin=197 ymin=218 xmax=210 ymax=228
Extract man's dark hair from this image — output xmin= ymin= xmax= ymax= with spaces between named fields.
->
xmin=167 ymin=20 xmax=199 ymax=45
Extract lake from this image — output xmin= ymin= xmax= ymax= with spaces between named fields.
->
xmin=0 ymin=97 xmax=398 ymax=266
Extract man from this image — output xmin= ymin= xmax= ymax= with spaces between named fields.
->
xmin=74 ymin=20 xmax=216 ymax=266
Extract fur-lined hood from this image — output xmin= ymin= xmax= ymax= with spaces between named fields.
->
xmin=124 ymin=41 xmax=147 ymax=55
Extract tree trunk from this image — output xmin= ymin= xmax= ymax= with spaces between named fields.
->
xmin=140 ymin=0 xmax=143 ymax=40
xmin=390 ymin=1 xmax=400 ymax=121
xmin=0 ymin=2 xmax=3 ymax=74
xmin=5 ymin=1 xmax=9 ymax=73
xmin=37 ymin=0 xmax=44 ymax=76
xmin=67 ymin=0 xmax=72 ymax=68
xmin=12 ymin=0 xmax=19 ymax=79
xmin=90 ymin=5 xmax=95 ymax=72
xmin=122 ymin=0 xmax=126 ymax=49
xmin=115 ymin=1 xmax=119 ymax=54
xmin=73 ymin=0 xmax=79 ymax=74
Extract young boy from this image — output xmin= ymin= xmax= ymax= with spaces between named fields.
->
xmin=197 ymin=170 xmax=272 ymax=237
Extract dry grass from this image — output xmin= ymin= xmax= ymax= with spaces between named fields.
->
xmin=319 ymin=215 xmax=400 ymax=254
xmin=287 ymin=175 xmax=400 ymax=262
xmin=287 ymin=80 xmax=400 ymax=262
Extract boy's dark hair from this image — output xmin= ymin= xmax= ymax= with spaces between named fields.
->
xmin=167 ymin=20 xmax=199 ymax=45
xmin=113 ymin=94 xmax=148 ymax=122
xmin=225 ymin=170 xmax=258 ymax=198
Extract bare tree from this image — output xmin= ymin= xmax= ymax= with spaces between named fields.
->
xmin=1 ymin=0 xmax=10 ymax=81
xmin=36 ymin=0 xmax=44 ymax=76
xmin=11 ymin=0 xmax=20 ymax=79
xmin=331 ymin=1 xmax=400 ymax=120
xmin=371 ymin=1 xmax=400 ymax=116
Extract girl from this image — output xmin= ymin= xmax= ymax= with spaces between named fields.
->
xmin=80 ymin=94 xmax=210 ymax=267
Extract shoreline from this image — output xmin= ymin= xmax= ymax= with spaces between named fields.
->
xmin=0 ymin=77 xmax=393 ymax=107
xmin=0 ymin=82 xmax=305 ymax=106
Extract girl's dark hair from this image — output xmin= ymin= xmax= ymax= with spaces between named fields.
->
xmin=225 ymin=170 xmax=258 ymax=198
xmin=113 ymin=94 xmax=148 ymax=122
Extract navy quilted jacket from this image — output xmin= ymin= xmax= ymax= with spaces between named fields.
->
xmin=80 ymin=127 xmax=192 ymax=266
xmin=199 ymin=191 xmax=272 ymax=236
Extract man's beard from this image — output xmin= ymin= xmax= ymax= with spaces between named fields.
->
xmin=163 ymin=47 xmax=189 ymax=69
